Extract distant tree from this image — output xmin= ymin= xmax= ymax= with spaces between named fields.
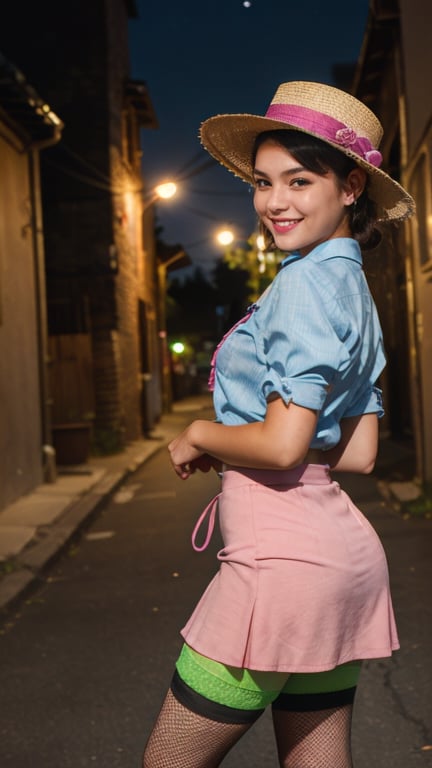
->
xmin=169 ymin=266 xmax=215 ymax=306
xmin=211 ymin=258 xmax=251 ymax=331
xmin=165 ymin=236 xmax=285 ymax=340
xmin=221 ymin=235 xmax=284 ymax=303
xmin=167 ymin=266 xmax=217 ymax=336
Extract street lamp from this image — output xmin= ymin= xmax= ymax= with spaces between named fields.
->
xmin=142 ymin=180 xmax=178 ymax=212
xmin=154 ymin=181 xmax=177 ymax=200
xmin=215 ymin=228 xmax=235 ymax=246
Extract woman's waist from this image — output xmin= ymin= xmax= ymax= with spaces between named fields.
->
xmin=193 ymin=460 xmax=332 ymax=551
xmin=304 ymin=448 xmax=330 ymax=465
xmin=221 ymin=461 xmax=331 ymax=487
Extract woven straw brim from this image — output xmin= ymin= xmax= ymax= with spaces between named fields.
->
xmin=200 ymin=114 xmax=415 ymax=222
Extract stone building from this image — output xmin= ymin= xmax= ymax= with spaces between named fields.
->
xmin=353 ymin=0 xmax=432 ymax=484
xmin=2 ymin=0 xmax=162 ymax=460
xmin=0 ymin=53 xmax=62 ymax=510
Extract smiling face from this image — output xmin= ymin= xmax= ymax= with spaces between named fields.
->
xmin=253 ymin=139 xmax=359 ymax=256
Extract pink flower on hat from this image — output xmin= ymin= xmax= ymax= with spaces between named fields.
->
xmin=364 ymin=149 xmax=383 ymax=167
xmin=334 ymin=127 xmax=357 ymax=147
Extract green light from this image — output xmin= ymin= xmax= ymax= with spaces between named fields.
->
xmin=171 ymin=342 xmax=185 ymax=354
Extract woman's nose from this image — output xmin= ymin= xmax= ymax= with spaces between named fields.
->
xmin=266 ymin=186 xmax=289 ymax=213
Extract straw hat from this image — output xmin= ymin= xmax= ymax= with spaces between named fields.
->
xmin=200 ymin=81 xmax=415 ymax=221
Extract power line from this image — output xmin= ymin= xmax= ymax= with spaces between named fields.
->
xmin=181 ymin=204 xmax=229 ymax=222
xmin=172 ymin=150 xmax=206 ymax=178
xmin=43 ymin=156 xmax=123 ymax=193
xmin=59 ymin=143 xmax=114 ymax=185
xmin=190 ymin=187 xmax=249 ymax=198
xmin=175 ymin=157 xmax=218 ymax=181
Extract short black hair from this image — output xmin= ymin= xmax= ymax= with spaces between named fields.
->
xmin=252 ymin=129 xmax=381 ymax=250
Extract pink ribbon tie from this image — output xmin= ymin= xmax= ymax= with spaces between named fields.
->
xmin=265 ymin=103 xmax=383 ymax=168
xmin=208 ymin=305 xmax=258 ymax=391
xmin=191 ymin=493 xmax=221 ymax=552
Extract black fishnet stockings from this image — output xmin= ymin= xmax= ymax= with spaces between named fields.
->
xmin=142 ymin=690 xmax=252 ymax=768
xmin=142 ymin=692 xmax=354 ymax=768
xmin=272 ymin=703 xmax=354 ymax=768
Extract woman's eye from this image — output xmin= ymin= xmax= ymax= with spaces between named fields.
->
xmin=291 ymin=177 xmax=310 ymax=187
xmin=254 ymin=178 xmax=270 ymax=188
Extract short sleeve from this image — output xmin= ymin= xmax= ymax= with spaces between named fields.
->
xmin=343 ymin=385 xmax=385 ymax=418
xmin=259 ymin=270 xmax=346 ymax=411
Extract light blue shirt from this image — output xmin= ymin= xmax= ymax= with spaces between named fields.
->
xmin=212 ymin=238 xmax=385 ymax=450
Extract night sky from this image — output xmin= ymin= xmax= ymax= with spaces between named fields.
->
xmin=129 ymin=0 xmax=370 ymax=276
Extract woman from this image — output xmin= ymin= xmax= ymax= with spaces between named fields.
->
xmin=142 ymin=81 xmax=415 ymax=768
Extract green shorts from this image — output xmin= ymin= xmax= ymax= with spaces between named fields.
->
xmin=171 ymin=643 xmax=361 ymax=724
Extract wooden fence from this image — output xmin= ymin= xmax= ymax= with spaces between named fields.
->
xmin=48 ymin=334 xmax=95 ymax=425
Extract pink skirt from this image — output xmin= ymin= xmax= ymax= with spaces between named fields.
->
xmin=181 ymin=464 xmax=399 ymax=672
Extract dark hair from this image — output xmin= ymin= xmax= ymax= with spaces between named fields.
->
xmin=252 ymin=130 xmax=381 ymax=250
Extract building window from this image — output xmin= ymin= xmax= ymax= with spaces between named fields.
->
xmin=409 ymin=150 xmax=432 ymax=270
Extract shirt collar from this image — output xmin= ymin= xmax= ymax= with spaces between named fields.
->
xmin=280 ymin=238 xmax=362 ymax=269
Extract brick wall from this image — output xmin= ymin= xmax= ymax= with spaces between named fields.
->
xmin=0 ymin=126 xmax=44 ymax=508
xmin=2 ymin=0 xmax=154 ymax=450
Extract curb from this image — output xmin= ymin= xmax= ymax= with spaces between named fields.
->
xmin=0 ymin=394 xmax=215 ymax=618
xmin=0 ymin=443 xmax=166 ymax=617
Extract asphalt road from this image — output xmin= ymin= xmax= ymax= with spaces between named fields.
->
xmin=1 ymin=414 xmax=431 ymax=767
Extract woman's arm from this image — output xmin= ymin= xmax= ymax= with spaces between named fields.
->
xmin=168 ymin=397 xmax=379 ymax=479
xmin=168 ymin=396 xmax=318 ymax=479
xmin=323 ymin=413 xmax=379 ymax=474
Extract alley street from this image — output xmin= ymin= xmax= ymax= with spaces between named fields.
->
xmin=1 ymin=402 xmax=431 ymax=767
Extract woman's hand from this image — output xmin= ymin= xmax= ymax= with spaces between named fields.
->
xmin=168 ymin=422 xmax=223 ymax=479
xmin=189 ymin=454 xmax=223 ymax=475
xmin=168 ymin=422 xmax=203 ymax=479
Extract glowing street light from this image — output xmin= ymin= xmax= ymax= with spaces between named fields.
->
xmin=216 ymin=228 xmax=235 ymax=247
xmin=154 ymin=181 xmax=177 ymax=200
xmin=171 ymin=341 xmax=185 ymax=354
xmin=143 ymin=180 xmax=178 ymax=212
